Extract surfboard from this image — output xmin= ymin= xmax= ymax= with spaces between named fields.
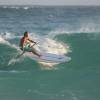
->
xmin=27 ymin=53 xmax=71 ymax=63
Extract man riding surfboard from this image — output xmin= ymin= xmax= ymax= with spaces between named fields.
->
xmin=19 ymin=31 xmax=41 ymax=57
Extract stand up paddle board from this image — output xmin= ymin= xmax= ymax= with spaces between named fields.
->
xmin=27 ymin=53 xmax=70 ymax=63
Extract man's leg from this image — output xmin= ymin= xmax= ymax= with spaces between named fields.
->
xmin=31 ymin=50 xmax=41 ymax=57
xmin=31 ymin=47 xmax=41 ymax=57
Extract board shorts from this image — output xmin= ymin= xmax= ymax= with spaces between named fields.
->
xmin=23 ymin=43 xmax=33 ymax=52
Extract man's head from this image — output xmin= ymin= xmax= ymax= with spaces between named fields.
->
xmin=24 ymin=31 xmax=29 ymax=37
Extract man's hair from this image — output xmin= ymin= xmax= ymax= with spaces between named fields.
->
xmin=24 ymin=31 xmax=28 ymax=37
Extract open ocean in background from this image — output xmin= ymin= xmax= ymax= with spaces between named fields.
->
xmin=0 ymin=5 xmax=100 ymax=100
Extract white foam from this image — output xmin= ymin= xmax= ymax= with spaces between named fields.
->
xmin=30 ymin=33 xmax=70 ymax=54
xmin=10 ymin=6 xmax=19 ymax=9
xmin=3 ymin=6 xmax=7 ymax=8
xmin=8 ymin=57 xmax=24 ymax=66
xmin=0 ymin=34 xmax=22 ymax=66
xmin=23 ymin=7 xmax=29 ymax=10
xmin=47 ymin=22 xmax=100 ymax=38
xmin=0 ymin=36 xmax=20 ymax=50
xmin=2 ymin=6 xmax=31 ymax=10
xmin=0 ymin=32 xmax=21 ymax=40
xmin=0 ymin=36 xmax=6 ymax=43
xmin=30 ymin=36 xmax=70 ymax=67
xmin=40 ymin=38 xmax=69 ymax=54
xmin=0 ymin=70 xmax=27 ymax=73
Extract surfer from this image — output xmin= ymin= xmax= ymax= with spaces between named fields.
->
xmin=19 ymin=31 xmax=41 ymax=57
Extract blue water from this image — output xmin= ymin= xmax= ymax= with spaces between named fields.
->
xmin=0 ymin=5 xmax=100 ymax=100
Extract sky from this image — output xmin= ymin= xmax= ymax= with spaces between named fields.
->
xmin=0 ymin=0 xmax=100 ymax=5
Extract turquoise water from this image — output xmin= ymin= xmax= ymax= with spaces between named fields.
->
xmin=0 ymin=6 xmax=100 ymax=100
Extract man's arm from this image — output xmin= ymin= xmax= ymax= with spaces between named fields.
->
xmin=28 ymin=38 xmax=36 ymax=44
xmin=20 ymin=38 xmax=26 ymax=50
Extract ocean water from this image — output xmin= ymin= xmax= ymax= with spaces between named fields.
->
xmin=0 ymin=5 xmax=100 ymax=100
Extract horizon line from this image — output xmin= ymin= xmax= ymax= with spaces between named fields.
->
xmin=0 ymin=4 xmax=100 ymax=6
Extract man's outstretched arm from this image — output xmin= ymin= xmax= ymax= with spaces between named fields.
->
xmin=28 ymin=38 xmax=36 ymax=44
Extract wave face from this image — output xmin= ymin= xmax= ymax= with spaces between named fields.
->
xmin=0 ymin=6 xmax=100 ymax=100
